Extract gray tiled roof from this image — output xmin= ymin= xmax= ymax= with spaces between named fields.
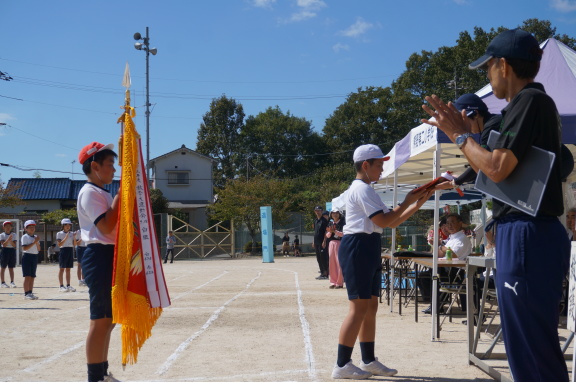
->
xmin=7 ymin=178 xmax=120 ymax=200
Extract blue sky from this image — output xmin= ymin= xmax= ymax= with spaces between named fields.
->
xmin=1 ymin=0 xmax=575 ymax=183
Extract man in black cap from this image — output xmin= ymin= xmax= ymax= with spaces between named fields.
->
xmin=422 ymin=29 xmax=569 ymax=381
xmin=313 ymin=206 xmax=329 ymax=279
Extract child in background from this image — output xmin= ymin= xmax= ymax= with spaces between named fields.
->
xmin=74 ymin=229 xmax=87 ymax=286
xmin=0 ymin=221 xmax=17 ymax=288
xmin=57 ymin=218 xmax=76 ymax=292
xmin=21 ymin=220 xmax=40 ymax=300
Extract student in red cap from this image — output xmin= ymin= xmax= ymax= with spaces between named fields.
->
xmin=0 ymin=221 xmax=18 ymax=288
xmin=76 ymin=142 xmax=121 ymax=382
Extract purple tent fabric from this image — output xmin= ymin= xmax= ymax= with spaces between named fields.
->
xmin=479 ymin=39 xmax=576 ymax=143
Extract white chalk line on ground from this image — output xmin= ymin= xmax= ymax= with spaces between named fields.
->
xmin=22 ymin=340 xmax=84 ymax=373
xmin=157 ymin=272 xmax=262 ymax=375
xmin=294 ymin=272 xmax=318 ymax=381
xmin=169 ymin=271 xmax=228 ymax=302
xmin=131 ymin=369 xmax=312 ymax=381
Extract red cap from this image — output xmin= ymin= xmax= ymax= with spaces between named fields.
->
xmin=78 ymin=142 xmax=114 ymax=165
xmin=2 ymin=221 xmax=12 ymax=227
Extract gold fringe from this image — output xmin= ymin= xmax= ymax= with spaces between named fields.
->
xmin=112 ymin=109 xmax=161 ymax=366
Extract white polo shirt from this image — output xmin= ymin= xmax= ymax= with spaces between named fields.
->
xmin=21 ymin=234 xmax=39 ymax=254
xmin=77 ymin=182 xmax=116 ymax=245
xmin=0 ymin=232 xmax=16 ymax=247
xmin=56 ymin=230 xmax=74 ymax=247
xmin=343 ymin=180 xmax=389 ymax=235
xmin=445 ymin=230 xmax=472 ymax=260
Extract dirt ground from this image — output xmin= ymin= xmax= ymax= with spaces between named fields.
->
xmin=0 ymin=256 xmax=572 ymax=382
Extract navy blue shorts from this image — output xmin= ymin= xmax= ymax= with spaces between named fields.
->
xmin=83 ymin=244 xmax=114 ymax=320
xmin=59 ymin=247 xmax=74 ymax=268
xmin=76 ymin=246 xmax=86 ymax=264
xmin=1 ymin=247 xmax=16 ymax=268
xmin=338 ymin=233 xmax=382 ymax=300
xmin=22 ymin=253 xmax=38 ymax=278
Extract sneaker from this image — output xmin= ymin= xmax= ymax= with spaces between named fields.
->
xmin=10 ymin=282 xmax=16 ymax=288
xmin=79 ymin=279 xmax=87 ymax=286
xmin=101 ymin=372 xmax=122 ymax=382
xmin=30 ymin=293 xmax=39 ymax=300
xmin=67 ymin=286 xmax=76 ymax=292
xmin=332 ymin=360 xmax=372 ymax=379
xmin=24 ymin=294 xmax=35 ymax=300
xmin=359 ymin=357 xmax=398 ymax=377
xmin=0 ymin=282 xmax=8 ymax=288
xmin=59 ymin=286 xmax=69 ymax=292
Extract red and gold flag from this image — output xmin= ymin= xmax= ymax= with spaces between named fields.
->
xmin=112 ymin=63 xmax=170 ymax=366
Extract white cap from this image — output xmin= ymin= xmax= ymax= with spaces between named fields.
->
xmin=353 ymin=144 xmax=390 ymax=162
xmin=24 ymin=220 xmax=36 ymax=228
xmin=61 ymin=218 xmax=72 ymax=225
xmin=331 ymin=207 xmax=341 ymax=213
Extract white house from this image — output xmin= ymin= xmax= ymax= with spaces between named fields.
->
xmin=149 ymin=145 xmax=214 ymax=229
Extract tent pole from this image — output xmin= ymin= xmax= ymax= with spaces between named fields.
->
xmin=432 ymin=142 xmax=441 ymax=340
xmin=390 ymin=169 xmax=398 ymax=313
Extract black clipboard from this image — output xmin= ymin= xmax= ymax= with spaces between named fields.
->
xmin=474 ymin=131 xmax=555 ymax=217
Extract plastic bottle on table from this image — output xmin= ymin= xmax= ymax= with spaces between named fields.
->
xmin=445 ymin=247 xmax=453 ymax=262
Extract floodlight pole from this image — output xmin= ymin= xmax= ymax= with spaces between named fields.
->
xmin=134 ymin=26 xmax=156 ymax=180
xmin=145 ymin=27 xmax=151 ymax=180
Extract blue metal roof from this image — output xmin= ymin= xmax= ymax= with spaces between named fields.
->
xmin=7 ymin=178 xmax=120 ymax=200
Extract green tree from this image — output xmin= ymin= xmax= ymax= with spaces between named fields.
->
xmin=208 ymin=175 xmax=292 ymax=254
xmin=196 ymin=95 xmax=245 ymax=188
xmin=150 ymin=188 xmax=169 ymax=214
xmin=42 ymin=209 xmax=78 ymax=225
xmin=0 ymin=180 xmax=24 ymax=208
xmin=521 ymin=19 xmax=576 ymax=48
xmin=323 ymin=86 xmax=403 ymax=162
xmin=242 ymin=106 xmax=326 ymax=178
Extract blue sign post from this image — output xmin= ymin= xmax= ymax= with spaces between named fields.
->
xmin=260 ymin=206 xmax=274 ymax=263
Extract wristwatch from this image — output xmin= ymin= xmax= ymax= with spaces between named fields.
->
xmin=455 ymin=133 xmax=473 ymax=149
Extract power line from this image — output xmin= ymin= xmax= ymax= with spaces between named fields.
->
xmin=0 ymin=57 xmax=399 ymax=84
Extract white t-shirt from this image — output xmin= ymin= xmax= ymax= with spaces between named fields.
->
xmin=21 ymin=234 xmax=39 ymax=254
xmin=74 ymin=230 xmax=87 ymax=247
xmin=56 ymin=230 xmax=74 ymax=247
xmin=343 ymin=180 xmax=389 ymax=235
xmin=77 ymin=182 xmax=116 ymax=245
xmin=445 ymin=230 xmax=472 ymax=260
xmin=0 ymin=232 xmax=16 ymax=247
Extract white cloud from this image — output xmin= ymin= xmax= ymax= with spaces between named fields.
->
xmin=339 ymin=17 xmax=374 ymax=38
xmin=252 ymin=0 xmax=276 ymax=8
xmin=0 ymin=113 xmax=16 ymax=122
xmin=550 ymin=0 xmax=576 ymax=12
xmin=332 ymin=43 xmax=350 ymax=53
xmin=283 ymin=0 xmax=326 ymax=23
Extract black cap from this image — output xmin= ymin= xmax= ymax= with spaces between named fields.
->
xmin=314 ymin=206 xmax=323 ymax=211
xmin=453 ymin=93 xmax=488 ymax=116
xmin=469 ymin=29 xmax=542 ymax=70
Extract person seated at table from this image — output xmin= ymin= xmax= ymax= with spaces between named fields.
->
xmin=426 ymin=216 xmax=449 ymax=250
xmin=418 ymin=213 xmax=472 ymax=314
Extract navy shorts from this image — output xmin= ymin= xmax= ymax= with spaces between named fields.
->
xmin=1 ymin=247 xmax=16 ymax=268
xmin=59 ymin=247 xmax=74 ymax=268
xmin=76 ymin=246 xmax=86 ymax=264
xmin=83 ymin=244 xmax=114 ymax=320
xmin=22 ymin=253 xmax=38 ymax=278
xmin=338 ymin=233 xmax=382 ymax=300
